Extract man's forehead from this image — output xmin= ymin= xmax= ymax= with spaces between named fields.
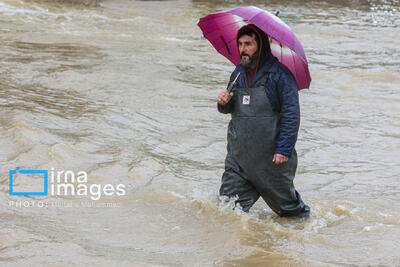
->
xmin=238 ymin=34 xmax=256 ymax=42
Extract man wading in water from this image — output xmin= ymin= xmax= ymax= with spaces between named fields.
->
xmin=217 ymin=24 xmax=310 ymax=218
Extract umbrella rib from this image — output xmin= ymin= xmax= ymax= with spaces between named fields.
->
xmin=203 ymin=18 xmax=246 ymax=37
xmin=216 ymin=36 xmax=238 ymax=53
xmin=290 ymin=48 xmax=299 ymax=86
xmin=220 ymin=35 xmax=231 ymax=54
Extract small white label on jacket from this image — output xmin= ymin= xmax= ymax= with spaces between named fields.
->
xmin=243 ymin=95 xmax=250 ymax=105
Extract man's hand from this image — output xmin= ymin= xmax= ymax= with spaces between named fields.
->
xmin=217 ymin=90 xmax=234 ymax=106
xmin=272 ymin=154 xmax=288 ymax=165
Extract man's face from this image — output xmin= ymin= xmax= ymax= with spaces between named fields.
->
xmin=238 ymin=33 xmax=259 ymax=68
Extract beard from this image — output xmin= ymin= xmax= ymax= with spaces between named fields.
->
xmin=240 ymin=52 xmax=259 ymax=68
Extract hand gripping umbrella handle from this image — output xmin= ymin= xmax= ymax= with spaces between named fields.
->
xmin=227 ymin=73 xmax=240 ymax=93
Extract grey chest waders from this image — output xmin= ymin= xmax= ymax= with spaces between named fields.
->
xmin=219 ymin=73 xmax=310 ymax=217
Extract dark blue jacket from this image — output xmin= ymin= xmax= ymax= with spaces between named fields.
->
xmin=218 ymin=55 xmax=300 ymax=157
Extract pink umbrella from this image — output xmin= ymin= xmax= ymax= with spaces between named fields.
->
xmin=197 ymin=6 xmax=311 ymax=90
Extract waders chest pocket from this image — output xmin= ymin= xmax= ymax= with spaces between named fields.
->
xmin=232 ymin=92 xmax=256 ymax=117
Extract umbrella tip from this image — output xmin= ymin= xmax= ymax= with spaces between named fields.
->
xmin=275 ymin=10 xmax=280 ymax=16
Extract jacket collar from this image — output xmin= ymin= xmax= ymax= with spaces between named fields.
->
xmin=257 ymin=55 xmax=279 ymax=73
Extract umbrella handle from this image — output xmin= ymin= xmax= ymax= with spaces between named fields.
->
xmin=227 ymin=73 xmax=241 ymax=93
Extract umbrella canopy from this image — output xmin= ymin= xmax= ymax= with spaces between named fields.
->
xmin=197 ymin=6 xmax=311 ymax=90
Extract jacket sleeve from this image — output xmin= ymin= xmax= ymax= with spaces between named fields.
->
xmin=217 ymin=101 xmax=233 ymax=114
xmin=274 ymin=70 xmax=300 ymax=157
xmin=217 ymin=71 xmax=236 ymax=114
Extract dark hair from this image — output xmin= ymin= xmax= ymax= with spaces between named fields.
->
xmin=237 ymin=27 xmax=260 ymax=48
